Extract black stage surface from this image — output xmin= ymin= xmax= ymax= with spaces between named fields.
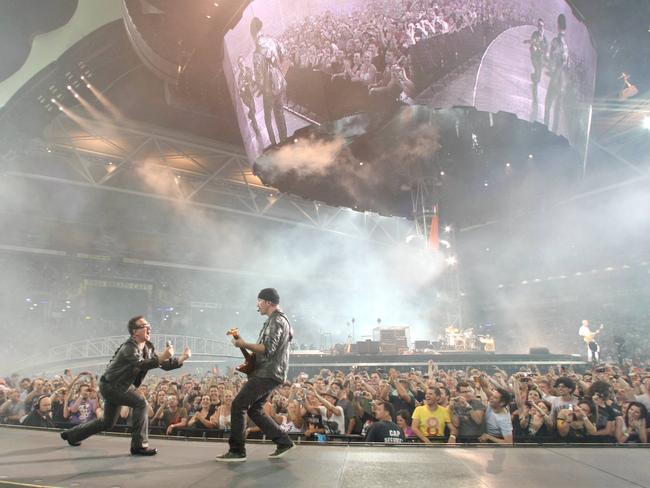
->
xmin=1 ymin=427 xmax=648 ymax=488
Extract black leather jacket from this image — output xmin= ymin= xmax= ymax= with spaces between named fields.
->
xmin=101 ymin=338 xmax=182 ymax=391
xmin=253 ymin=310 xmax=292 ymax=383
xmin=21 ymin=410 xmax=55 ymax=428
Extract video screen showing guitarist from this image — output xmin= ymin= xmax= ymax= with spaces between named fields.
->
xmin=578 ymin=319 xmax=603 ymax=363
xmin=216 ymin=288 xmax=295 ymax=462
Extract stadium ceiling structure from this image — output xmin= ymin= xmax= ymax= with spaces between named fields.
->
xmin=4 ymin=113 xmax=415 ymax=245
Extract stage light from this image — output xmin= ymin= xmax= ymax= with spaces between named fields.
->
xmin=206 ymin=14 xmax=211 ymax=19
xmin=46 ymin=147 xmax=51 ymax=153
xmin=506 ymin=162 xmax=511 ymax=167
xmin=214 ymin=2 xmax=219 ymax=5
xmin=80 ymin=75 xmax=85 ymax=80
xmin=50 ymin=98 xmax=56 ymax=103
xmin=440 ymin=170 xmax=445 ymax=176
xmin=359 ymin=162 xmax=364 ymax=166
xmin=86 ymin=84 xmax=91 ymax=88
xmin=528 ymin=154 xmax=534 ymax=159
xmin=521 ymin=280 xmax=528 ymax=284
xmin=445 ymin=256 xmax=457 ymax=266
xmin=444 ymin=225 xmax=451 ymax=233
xmin=643 ymin=115 xmax=650 ymax=129
xmin=483 ymin=181 xmax=488 ymax=187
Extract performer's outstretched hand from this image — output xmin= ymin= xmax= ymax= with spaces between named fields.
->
xmin=179 ymin=347 xmax=192 ymax=365
xmin=160 ymin=343 xmax=174 ymax=361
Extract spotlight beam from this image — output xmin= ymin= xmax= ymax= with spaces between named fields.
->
xmin=85 ymin=82 xmax=123 ymax=120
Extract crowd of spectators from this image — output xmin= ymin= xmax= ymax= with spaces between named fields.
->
xmin=273 ymin=0 xmax=532 ymax=116
xmin=2 ymin=360 xmax=649 ymax=445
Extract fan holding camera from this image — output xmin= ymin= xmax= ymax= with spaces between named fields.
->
xmin=556 ymin=402 xmax=597 ymax=441
xmin=578 ymin=319 xmax=604 ymax=363
xmin=450 ymin=381 xmax=486 ymax=443
xmin=63 ymin=373 xmax=101 ymax=425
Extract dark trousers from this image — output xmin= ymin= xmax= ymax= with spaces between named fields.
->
xmin=531 ymin=57 xmax=543 ymax=84
xmin=228 ymin=376 xmax=292 ymax=454
xmin=243 ymin=98 xmax=261 ymax=135
xmin=65 ymin=382 xmax=148 ymax=449
xmin=544 ymin=73 xmax=564 ymax=132
xmin=262 ymin=94 xmax=287 ymax=145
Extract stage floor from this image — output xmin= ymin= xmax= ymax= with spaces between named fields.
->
xmin=0 ymin=427 xmax=649 ymax=488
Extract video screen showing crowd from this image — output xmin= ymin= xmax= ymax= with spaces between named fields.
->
xmin=223 ymin=0 xmax=596 ymax=162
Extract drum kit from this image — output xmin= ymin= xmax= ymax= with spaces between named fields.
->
xmin=444 ymin=326 xmax=495 ymax=352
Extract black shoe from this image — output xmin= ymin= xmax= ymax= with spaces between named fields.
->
xmin=130 ymin=447 xmax=158 ymax=456
xmin=215 ymin=451 xmax=247 ymax=462
xmin=268 ymin=443 xmax=295 ymax=459
xmin=60 ymin=431 xmax=81 ymax=447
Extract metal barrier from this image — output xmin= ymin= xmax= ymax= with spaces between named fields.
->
xmin=11 ymin=335 xmax=233 ymax=374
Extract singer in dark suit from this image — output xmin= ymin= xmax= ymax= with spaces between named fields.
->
xmin=60 ymin=316 xmax=191 ymax=455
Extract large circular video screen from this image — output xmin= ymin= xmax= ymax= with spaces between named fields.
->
xmin=223 ymin=0 xmax=596 ymax=162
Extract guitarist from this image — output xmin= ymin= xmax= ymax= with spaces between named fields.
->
xmin=578 ymin=320 xmax=603 ymax=363
xmin=524 ymin=18 xmax=548 ymax=100
xmin=216 ymin=288 xmax=295 ymax=462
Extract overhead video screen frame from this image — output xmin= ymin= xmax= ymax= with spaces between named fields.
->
xmin=223 ymin=0 xmax=596 ymax=161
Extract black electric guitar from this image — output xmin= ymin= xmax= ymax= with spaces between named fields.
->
xmin=227 ymin=328 xmax=255 ymax=375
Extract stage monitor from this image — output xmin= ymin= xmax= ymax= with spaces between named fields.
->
xmin=223 ymin=0 xmax=596 ymax=162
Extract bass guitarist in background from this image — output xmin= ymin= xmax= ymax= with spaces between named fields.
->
xmin=578 ymin=319 xmax=603 ymax=363
xmin=216 ymin=288 xmax=295 ymax=462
